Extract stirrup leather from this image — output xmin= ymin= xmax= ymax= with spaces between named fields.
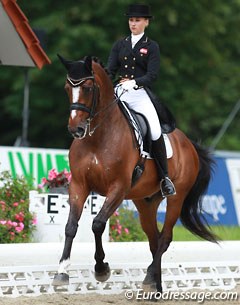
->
xmin=160 ymin=177 xmax=176 ymax=197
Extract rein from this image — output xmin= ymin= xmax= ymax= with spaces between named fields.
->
xmin=85 ymin=95 xmax=121 ymax=137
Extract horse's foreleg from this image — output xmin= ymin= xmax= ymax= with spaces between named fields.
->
xmin=92 ymin=217 xmax=110 ymax=282
xmin=92 ymin=193 xmax=125 ymax=282
xmin=52 ymin=188 xmax=87 ymax=286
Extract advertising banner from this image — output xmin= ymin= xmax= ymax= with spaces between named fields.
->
xmin=201 ymin=157 xmax=238 ymax=225
xmin=0 ymin=146 xmax=69 ymax=185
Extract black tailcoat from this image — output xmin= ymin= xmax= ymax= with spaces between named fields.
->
xmin=107 ymin=34 xmax=160 ymax=88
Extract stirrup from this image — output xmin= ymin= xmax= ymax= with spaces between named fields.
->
xmin=160 ymin=177 xmax=176 ymax=197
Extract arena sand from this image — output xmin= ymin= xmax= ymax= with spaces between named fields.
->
xmin=0 ymin=286 xmax=239 ymax=305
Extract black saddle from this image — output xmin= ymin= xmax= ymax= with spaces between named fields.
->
xmin=118 ymin=102 xmax=152 ymax=153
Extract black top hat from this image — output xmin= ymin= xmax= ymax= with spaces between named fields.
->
xmin=125 ymin=4 xmax=153 ymax=19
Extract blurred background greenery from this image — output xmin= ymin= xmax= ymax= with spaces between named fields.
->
xmin=110 ymin=207 xmax=240 ymax=241
xmin=0 ymin=0 xmax=240 ymax=150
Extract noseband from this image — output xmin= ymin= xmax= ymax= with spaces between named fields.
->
xmin=67 ymin=75 xmax=99 ymax=119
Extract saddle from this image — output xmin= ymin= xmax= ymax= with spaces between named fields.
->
xmin=119 ymin=102 xmax=151 ymax=153
xmin=118 ymin=90 xmax=176 ymax=157
xmin=118 ymin=92 xmax=176 ymax=186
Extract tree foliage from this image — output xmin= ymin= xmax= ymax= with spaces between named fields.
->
xmin=0 ymin=0 xmax=240 ymax=150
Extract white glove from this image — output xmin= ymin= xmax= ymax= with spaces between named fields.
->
xmin=121 ymin=80 xmax=137 ymax=91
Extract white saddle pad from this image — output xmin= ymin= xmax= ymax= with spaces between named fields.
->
xmin=141 ymin=133 xmax=173 ymax=159
xmin=163 ymin=134 xmax=173 ymax=159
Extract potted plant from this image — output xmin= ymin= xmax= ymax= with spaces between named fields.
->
xmin=38 ymin=168 xmax=71 ymax=194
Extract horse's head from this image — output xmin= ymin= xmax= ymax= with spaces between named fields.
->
xmin=58 ymin=54 xmax=100 ymax=139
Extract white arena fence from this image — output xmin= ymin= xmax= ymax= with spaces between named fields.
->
xmin=0 ymin=241 xmax=239 ymax=298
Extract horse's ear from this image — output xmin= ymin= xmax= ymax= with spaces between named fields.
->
xmin=84 ymin=56 xmax=92 ymax=74
xmin=57 ymin=54 xmax=71 ymax=71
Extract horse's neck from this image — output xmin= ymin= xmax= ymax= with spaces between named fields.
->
xmin=93 ymin=63 xmax=128 ymax=141
xmin=98 ymin=99 xmax=122 ymax=128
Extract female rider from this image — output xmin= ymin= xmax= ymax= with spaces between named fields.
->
xmin=107 ymin=4 xmax=176 ymax=197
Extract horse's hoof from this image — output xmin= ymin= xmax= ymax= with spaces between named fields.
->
xmin=94 ymin=262 xmax=111 ymax=282
xmin=142 ymin=282 xmax=157 ymax=293
xmin=52 ymin=273 xmax=69 ymax=286
xmin=142 ymin=274 xmax=157 ymax=292
xmin=142 ymin=283 xmax=161 ymax=302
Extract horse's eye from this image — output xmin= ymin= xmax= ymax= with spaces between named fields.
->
xmin=82 ymin=86 xmax=92 ymax=94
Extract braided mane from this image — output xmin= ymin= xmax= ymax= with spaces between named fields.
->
xmin=92 ymin=56 xmax=110 ymax=76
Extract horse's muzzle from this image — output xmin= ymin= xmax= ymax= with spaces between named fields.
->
xmin=68 ymin=124 xmax=86 ymax=139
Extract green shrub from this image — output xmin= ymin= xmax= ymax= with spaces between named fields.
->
xmin=0 ymin=171 xmax=37 ymax=243
xmin=109 ymin=207 xmax=147 ymax=241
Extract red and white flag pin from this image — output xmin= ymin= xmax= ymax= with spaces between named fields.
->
xmin=140 ymin=48 xmax=148 ymax=54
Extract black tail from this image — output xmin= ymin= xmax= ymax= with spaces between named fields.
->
xmin=180 ymin=142 xmax=218 ymax=243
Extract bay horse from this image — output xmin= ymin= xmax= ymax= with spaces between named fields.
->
xmin=53 ymin=55 xmax=217 ymax=292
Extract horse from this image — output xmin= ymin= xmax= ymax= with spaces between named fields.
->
xmin=52 ymin=55 xmax=217 ymax=293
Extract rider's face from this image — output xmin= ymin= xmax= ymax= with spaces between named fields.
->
xmin=129 ymin=17 xmax=149 ymax=35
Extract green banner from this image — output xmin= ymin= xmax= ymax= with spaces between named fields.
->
xmin=0 ymin=146 xmax=69 ymax=185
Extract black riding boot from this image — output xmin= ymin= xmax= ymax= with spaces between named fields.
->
xmin=152 ymin=135 xmax=176 ymax=197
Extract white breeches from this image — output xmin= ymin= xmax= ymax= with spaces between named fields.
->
xmin=115 ymin=86 xmax=161 ymax=140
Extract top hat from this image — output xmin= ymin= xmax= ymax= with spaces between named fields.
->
xmin=125 ymin=4 xmax=153 ymax=19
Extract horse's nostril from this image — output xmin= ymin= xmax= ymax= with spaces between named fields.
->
xmin=67 ymin=124 xmax=86 ymax=139
xmin=77 ymin=126 xmax=85 ymax=135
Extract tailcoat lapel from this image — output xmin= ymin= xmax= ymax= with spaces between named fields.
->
xmin=133 ymin=34 xmax=149 ymax=50
xmin=123 ymin=36 xmax=133 ymax=52
xmin=123 ymin=34 xmax=150 ymax=54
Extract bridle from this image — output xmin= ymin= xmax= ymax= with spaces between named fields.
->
xmin=67 ymin=75 xmax=99 ymax=119
xmin=67 ymin=74 xmax=120 ymax=139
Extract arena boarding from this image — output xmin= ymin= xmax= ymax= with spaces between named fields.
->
xmin=0 ymin=241 xmax=239 ymax=298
